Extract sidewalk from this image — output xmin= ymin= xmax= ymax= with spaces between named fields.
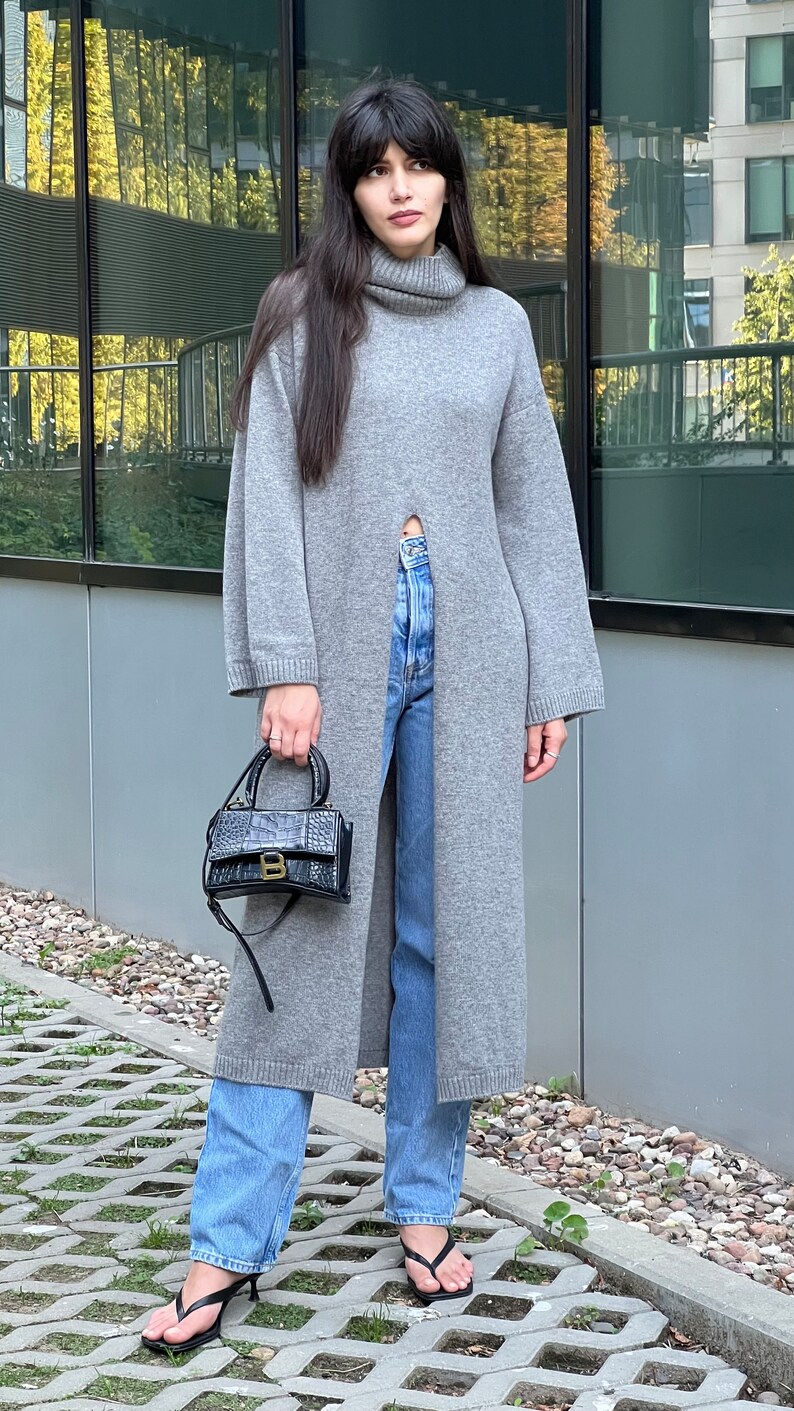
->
xmin=0 ymin=963 xmax=789 ymax=1409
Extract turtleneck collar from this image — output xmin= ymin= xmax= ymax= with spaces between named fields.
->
xmin=364 ymin=236 xmax=467 ymax=315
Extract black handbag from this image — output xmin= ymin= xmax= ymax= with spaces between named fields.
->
xmin=202 ymin=742 xmax=353 ymax=1013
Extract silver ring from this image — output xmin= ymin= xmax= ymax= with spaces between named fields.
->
xmin=546 ymin=749 xmax=561 ymax=758
xmin=269 ymin=735 xmax=282 ymax=741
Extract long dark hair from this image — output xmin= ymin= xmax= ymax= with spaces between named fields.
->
xmin=230 ymin=75 xmax=500 ymax=486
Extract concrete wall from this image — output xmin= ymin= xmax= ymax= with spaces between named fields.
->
xmin=0 ymin=580 xmax=253 ymax=954
xmin=1 ymin=578 xmax=792 ymax=1172
xmin=583 ymin=629 xmax=794 ymax=1175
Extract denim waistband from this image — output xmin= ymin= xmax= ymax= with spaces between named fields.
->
xmin=398 ymin=534 xmax=429 ymax=569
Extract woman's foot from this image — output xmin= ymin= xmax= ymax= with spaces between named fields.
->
xmin=140 ymin=1260 xmax=251 ymax=1346
xmin=397 ymin=1224 xmax=474 ymax=1294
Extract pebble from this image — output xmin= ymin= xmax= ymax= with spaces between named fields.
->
xmin=4 ymin=879 xmax=794 ymax=1316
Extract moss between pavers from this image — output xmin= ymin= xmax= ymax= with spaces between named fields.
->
xmin=0 ymin=1169 xmax=27 ymax=1193
xmin=402 ymin=1366 xmax=477 ymax=1397
xmin=121 ymin=1136 xmax=173 ymax=1149
xmin=95 ymin=1204 xmax=158 ymax=1222
xmin=182 ymin=1395 xmax=262 ymax=1411
xmin=6 ymin=1074 xmax=61 ymax=1086
xmin=506 ymin=1390 xmax=574 ymax=1411
xmin=5 ymin=1110 xmax=60 ymax=1124
xmin=222 ymin=1349 xmax=278 ymax=1383
xmin=52 ymin=1173 xmax=110 ymax=1192
xmin=80 ymin=1298 xmax=143 ymax=1322
xmin=29 ymin=1261 xmax=99 ymax=1283
xmin=56 ymin=1043 xmax=146 ymax=1058
xmin=300 ymin=1351 xmax=375 ymax=1382
xmin=109 ymin=1062 xmax=161 ymax=1073
xmin=0 ymin=1363 xmax=58 ymax=1388
xmin=290 ymin=1400 xmax=343 ymax=1411
xmin=126 ymin=1342 xmax=199 ymax=1368
xmin=276 ymin=1269 xmax=349 ymax=1295
xmin=82 ymin=1373 xmax=159 ymax=1403
xmin=83 ymin=1115 xmax=137 ymax=1129
xmin=116 ymin=1098 xmax=166 ymax=1111
xmin=10 ymin=1147 xmax=64 ymax=1167
xmin=37 ymin=1330 xmax=105 ymax=1354
xmin=497 ymin=1258 xmax=557 ymax=1285
xmin=48 ymin=1093 xmax=100 ymax=1108
xmin=3 ymin=1290 xmax=58 ymax=1313
xmin=25 ymin=1197 xmax=77 ymax=1217
xmin=108 ymin=1257 xmax=173 ymax=1298
xmin=88 ymin=1151 xmax=147 ymax=1168
xmin=0 ymin=1232 xmax=51 ymax=1251
xmin=342 ymin=1312 xmax=408 ymax=1344
xmin=244 ymin=1299 xmax=314 ymax=1330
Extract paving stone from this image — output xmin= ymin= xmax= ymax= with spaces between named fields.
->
xmin=0 ymin=977 xmax=758 ymax=1410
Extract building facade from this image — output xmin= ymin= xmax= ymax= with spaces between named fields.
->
xmin=1 ymin=0 xmax=792 ymax=1170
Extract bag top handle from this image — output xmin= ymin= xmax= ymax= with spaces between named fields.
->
xmin=243 ymin=741 xmax=330 ymax=810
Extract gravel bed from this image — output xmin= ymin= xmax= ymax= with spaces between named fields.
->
xmin=3 ymin=881 xmax=794 ymax=1308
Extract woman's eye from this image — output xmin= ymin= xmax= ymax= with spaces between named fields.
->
xmin=368 ymin=159 xmax=432 ymax=176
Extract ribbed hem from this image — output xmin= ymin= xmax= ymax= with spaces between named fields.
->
xmin=227 ymin=654 xmax=319 ymax=696
xmin=435 ymin=1066 xmax=526 ymax=1103
xmin=213 ymin=1050 xmax=355 ymax=1101
xmin=525 ymin=682 xmax=605 ymax=728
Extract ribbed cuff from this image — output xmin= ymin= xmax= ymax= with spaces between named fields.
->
xmin=525 ymin=682 xmax=605 ymax=728
xmin=227 ymin=654 xmax=319 ymax=697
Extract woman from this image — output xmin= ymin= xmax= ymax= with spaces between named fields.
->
xmin=142 ymin=75 xmax=604 ymax=1353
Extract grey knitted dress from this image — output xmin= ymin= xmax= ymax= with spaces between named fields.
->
xmin=213 ymin=237 xmax=605 ymax=1104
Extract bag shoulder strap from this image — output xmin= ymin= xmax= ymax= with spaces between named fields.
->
xmin=206 ymin=892 xmax=300 ymax=1013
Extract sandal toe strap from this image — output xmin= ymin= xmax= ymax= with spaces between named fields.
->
xmin=400 ymin=1230 xmax=456 ymax=1274
xmin=176 ymin=1278 xmax=246 ymax=1321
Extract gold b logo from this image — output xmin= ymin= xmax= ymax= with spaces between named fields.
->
xmin=260 ymin=852 xmax=287 ymax=880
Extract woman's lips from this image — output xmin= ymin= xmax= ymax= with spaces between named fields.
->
xmin=389 ymin=212 xmax=421 ymax=225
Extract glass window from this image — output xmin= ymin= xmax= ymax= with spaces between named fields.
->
xmin=747 ymin=156 xmax=794 ymax=241
xmin=0 ymin=4 xmax=83 ymax=559
xmin=298 ymin=0 xmax=571 ymax=441
xmin=747 ymin=33 xmax=794 ymax=123
xmin=683 ymin=279 xmax=711 ymax=347
xmin=684 ymin=163 xmax=711 ymax=245
xmin=592 ymin=0 xmax=794 ymax=611
xmin=748 ymin=35 xmax=783 ymax=122
xmin=84 ymin=0 xmax=281 ymax=568
xmin=748 ymin=157 xmax=783 ymax=241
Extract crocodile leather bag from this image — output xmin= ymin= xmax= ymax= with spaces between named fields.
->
xmin=202 ymin=742 xmax=353 ymax=1013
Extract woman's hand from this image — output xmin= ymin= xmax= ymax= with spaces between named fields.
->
xmin=524 ymin=717 xmax=567 ymax=782
xmin=261 ymin=684 xmax=322 ymax=768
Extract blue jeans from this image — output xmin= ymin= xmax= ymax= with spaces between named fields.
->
xmin=189 ymin=534 xmax=472 ymax=1274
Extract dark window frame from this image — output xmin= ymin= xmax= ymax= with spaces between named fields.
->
xmin=1 ymin=0 xmax=793 ymax=652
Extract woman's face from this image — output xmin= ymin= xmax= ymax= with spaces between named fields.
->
xmin=353 ymin=138 xmax=448 ymax=259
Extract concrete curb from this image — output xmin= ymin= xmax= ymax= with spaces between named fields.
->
xmin=2 ymin=949 xmax=793 ymax=1395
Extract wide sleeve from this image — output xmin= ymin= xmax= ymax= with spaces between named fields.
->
xmin=491 ymin=305 xmax=605 ymax=728
xmin=222 ymin=341 xmax=319 ymax=697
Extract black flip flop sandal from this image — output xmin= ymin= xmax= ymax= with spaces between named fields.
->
xmin=140 ymin=1271 xmax=260 ymax=1353
xmin=399 ymin=1228 xmax=474 ymax=1305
